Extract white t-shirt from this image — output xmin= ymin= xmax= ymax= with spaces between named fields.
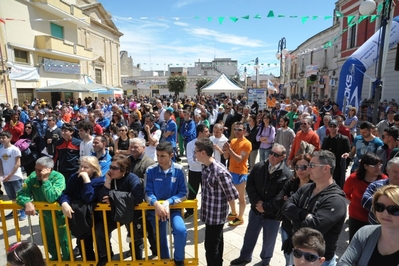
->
xmin=80 ymin=136 xmax=94 ymax=157
xmin=209 ymin=135 xmax=229 ymax=162
xmin=0 ymin=145 xmax=23 ymax=181
xmin=138 ymin=129 xmax=162 ymax=162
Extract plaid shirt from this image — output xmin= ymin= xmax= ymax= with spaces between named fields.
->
xmin=200 ymin=160 xmax=238 ymax=225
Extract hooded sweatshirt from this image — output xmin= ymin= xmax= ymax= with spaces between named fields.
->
xmin=282 ymin=182 xmax=347 ymax=261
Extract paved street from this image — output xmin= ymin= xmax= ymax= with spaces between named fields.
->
xmin=0 ymin=155 xmax=350 ymax=265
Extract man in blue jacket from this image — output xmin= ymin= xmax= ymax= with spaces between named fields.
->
xmin=145 ymin=142 xmax=188 ymax=266
xmin=180 ymin=109 xmax=196 ymax=153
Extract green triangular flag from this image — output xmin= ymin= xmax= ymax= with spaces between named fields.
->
xmin=301 ymin=16 xmax=309 ymax=24
xmin=194 ymin=16 xmax=200 ymax=19
xmin=333 ymin=36 xmax=339 ymax=43
xmin=358 ymin=15 xmax=368 ymax=24
xmin=377 ymin=2 xmax=383 ymax=14
xmin=254 ymin=14 xmax=261 ymax=19
xmin=207 ymin=17 xmax=212 ymax=22
xmin=267 ymin=10 xmax=275 ymax=18
xmin=324 ymin=41 xmax=333 ymax=48
xmin=324 ymin=16 xmax=333 ymax=20
xmin=218 ymin=17 xmax=225 ymax=24
xmin=347 ymin=15 xmax=355 ymax=25
xmin=242 ymin=15 xmax=250 ymax=20
xmin=370 ymin=15 xmax=378 ymax=23
xmin=290 ymin=16 xmax=298 ymax=18
xmin=342 ymin=28 xmax=348 ymax=33
xmin=278 ymin=14 xmax=285 ymax=18
xmin=230 ymin=17 xmax=239 ymax=22
xmin=349 ymin=21 xmax=356 ymax=27
xmin=335 ymin=10 xmax=344 ymax=18
xmin=312 ymin=16 xmax=319 ymax=20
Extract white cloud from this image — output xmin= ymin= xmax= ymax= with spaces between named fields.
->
xmin=184 ymin=27 xmax=266 ymax=47
xmin=174 ymin=21 xmax=189 ymax=27
xmin=173 ymin=0 xmax=203 ymax=8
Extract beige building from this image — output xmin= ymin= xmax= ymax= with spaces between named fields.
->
xmin=0 ymin=0 xmax=122 ymax=106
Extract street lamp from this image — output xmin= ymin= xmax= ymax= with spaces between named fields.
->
xmin=359 ymin=0 xmax=393 ymax=124
xmin=276 ymin=37 xmax=289 ymax=97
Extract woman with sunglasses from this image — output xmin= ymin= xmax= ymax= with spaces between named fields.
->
xmin=256 ymin=112 xmax=276 ymax=162
xmin=96 ymin=155 xmax=144 ymax=265
xmin=343 ymin=152 xmax=388 ymax=242
xmin=19 ymin=122 xmax=40 ymax=176
xmin=114 ymin=125 xmax=130 ymax=156
xmin=7 ymin=242 xmax=46 ymax=266
xmin=275 ymin=154 xmax=313 ymax=266
xmin=59 ymin=156 xmax=104 ymax=261
xmin=338 ymin=185 xmax=399 ymax=266
xmin=245 ymin=114 xmax=260 ymax=171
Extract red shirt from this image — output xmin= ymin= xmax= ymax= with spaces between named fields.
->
xmin=4 ymin=121 xmax=24 ymax=143
xmin=343 ymin=172 xmax=388 ymax=222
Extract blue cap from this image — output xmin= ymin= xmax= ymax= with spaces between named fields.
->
xmin=166 ymin=107 xmax=174 ymax=113
xmin=74 ymin=106 xmax=79 ymax=111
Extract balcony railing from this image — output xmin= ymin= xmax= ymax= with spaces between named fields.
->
xmin=36 ymin=35 xmax=92 ymax=59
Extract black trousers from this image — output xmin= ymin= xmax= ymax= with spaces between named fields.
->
xmin=186 ymin=170 xmax=202 ymax=215
xmin=77 ymin=234 xmax=95 ymax=261
xmin=205 ymin=224 xmax=224 ymax=266
xmin=348 ymin=216 xmax=368 ymax=242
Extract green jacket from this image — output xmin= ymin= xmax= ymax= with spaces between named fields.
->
xmin=16 ymin=170 xmax=66 ymax=207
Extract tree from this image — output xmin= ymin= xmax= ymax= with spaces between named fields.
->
xmin=167 ymin=76 xmax=187 ymax=97
xmin=196 ymin=78 xmax=210 ymax=96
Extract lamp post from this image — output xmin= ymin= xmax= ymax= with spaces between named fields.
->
xmin=276 ymin=37 xmax=288 ymax=98
xmin=237 ymin=60 xmax=254 ymax=89
xmin=359 ymin=0 xmax=393 ymax=124
xmin=254 ymin=57 xmax=259 ymax=88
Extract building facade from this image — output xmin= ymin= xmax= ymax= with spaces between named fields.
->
xmin=0 ymin=0 xmax=122 ymax=106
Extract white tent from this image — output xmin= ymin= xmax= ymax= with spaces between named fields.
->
xmin=201 ymin=73 xmax=244 ymax=93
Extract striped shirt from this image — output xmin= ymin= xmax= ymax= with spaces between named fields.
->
xmin=200 ymin=160 xmax=239 ymax=225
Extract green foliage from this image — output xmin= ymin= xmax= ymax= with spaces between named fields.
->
xmin=167 ymin=76 xmax=187 ymax=96
xmin=196 ymin=78 xmax=210 ymax=95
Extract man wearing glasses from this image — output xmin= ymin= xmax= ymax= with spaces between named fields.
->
xmin=287 ymin=116 xmax=320 ymax=167
xmin=321 ymin=119 xmax=351 ymax=188
xmin=231 ymin=143 xmax=291 ymax=266
xmin=223 ymin=122 xmax=251 ymax=226
xmin=282 ymin=150 xmax=347 ymax=266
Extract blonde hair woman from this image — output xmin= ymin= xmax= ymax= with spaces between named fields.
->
xmin=345 ymin=107 xmax=358 ymax=139
xmin=339 ymin=185 xmax=399 ymax=265
xmin=58 ymin=156 xmax=104 ymax=261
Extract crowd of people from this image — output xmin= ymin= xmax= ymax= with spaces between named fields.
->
xmin=1 ymin=94 xmax=399 ymax=266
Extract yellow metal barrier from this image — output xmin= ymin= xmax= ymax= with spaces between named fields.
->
xmin=0 ymin=200 xmax=199 ymax=266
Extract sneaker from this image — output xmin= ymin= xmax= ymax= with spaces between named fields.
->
xmin=228 ymin=218 xmax=244 ymax=226
xmin=230 ymin=257 xmax=251 ymax=265
xmin=184 ymin=212 xmax=193 ymax=220
xmin=227 ymin=213 xmax=237 ymax=221
xmin=18 ymin=211 xmax=26 ymax=221
xmin=5 ymin=211 xmax=14 ymax=218
xmin=174 ymin=260 xmax=185 ymax=266
xmin=73 ymin=246 xmax=81 ymax=257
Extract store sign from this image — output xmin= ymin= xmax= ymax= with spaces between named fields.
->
xmin=43 ymin=58 xmax=80 ymax=75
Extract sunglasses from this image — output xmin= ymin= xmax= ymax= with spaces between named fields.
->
xmin=329 ymin=125 xmax=337 ymax=128
xmin=234 ymin=128 xmax=244 ymax=131
xmin=269 ymin=151 xmax=283 ymax=157
xmin=374 ymin=202 xmax=399 ymax=216
xmin=293 ymin=248 xmax=320 ymax=262
xmin=294 ymin=165 xmax=308 ymax=171
xmin=308 ymin=163 xmax=328 ymax=169
xmin=109 ymin=166 xmax=121 ymax=171
xmin=119 ymin=129 xmax=127 ymax=132
xmin=25 ymin=127 xmax=32 ymax=129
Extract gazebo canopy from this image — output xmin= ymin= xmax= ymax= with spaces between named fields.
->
xmin=201 ymin=73 xmax=244 ymax=93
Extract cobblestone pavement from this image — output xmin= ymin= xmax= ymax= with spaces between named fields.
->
xmin=0 ymin=155 xmax=350 ymax=265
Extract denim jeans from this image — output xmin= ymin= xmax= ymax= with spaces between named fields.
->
xmin=3 ymin=179 xmax=23 ymax=200
xmin=239 ymin=210 xmax=280 ymax=264
xmin=280 ymin=228 xmax=294 ymax=265
xmin=259 ymin=147 xmax=271 ymax=162
xmin=323 ymin=255 xmax=337 ymax=266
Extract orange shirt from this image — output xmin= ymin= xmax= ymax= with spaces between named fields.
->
xmin=229 ymin=138 xmax=252 ymax=175
xmin=62 ymin=112 xmax=72 ymax=123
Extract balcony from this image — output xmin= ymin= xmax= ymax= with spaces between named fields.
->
xmin=31 ymin=0 xmax=89 ymax=27
xmin=36 ymin=35 xmax=92 ymax=60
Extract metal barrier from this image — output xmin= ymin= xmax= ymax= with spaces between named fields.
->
xmin=0 ymin=200 xmax=199 ymax=266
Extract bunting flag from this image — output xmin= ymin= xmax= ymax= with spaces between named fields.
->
xmin=230 ymin=17 xmax=239 ymax=22
xmin=335 ymin=10 xmax=344 ymax=18
xmin=242 ymin=15 xmax=250 ymax=19
xmin=370 ymin=15 xmax=378 ymax=23
xmin=347 ymin=15 xmax=355 ymax=25
xmin=312 ymin=16 xmax=319 ymax=20
xmin=301 ymin=16 xmax=309 ymax=24
xmin=267 ymin=11 xmax=275 ymax=18
xmin=254 ymin=14 xmax=262 ymax=19
xmin=218 ymin=17 xmax=225 ymax=25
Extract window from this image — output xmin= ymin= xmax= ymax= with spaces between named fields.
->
xmin=95 ymin=69 xmax=102 ymax=84
xmin=51 ymin=22 xmax=64 ymax=39
xmin=14 ymin=49 xmax=28 ymax=63
xmin=349 ymin=25 xmax=357 ymax=49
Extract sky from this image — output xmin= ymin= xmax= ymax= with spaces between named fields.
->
xmin=99 ymin=0 xmax=338 ymax=77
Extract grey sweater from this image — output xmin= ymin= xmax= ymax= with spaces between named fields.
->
xmin=338 ymin=225 xmax=399 ymax=266
xmin=275 ymin=127 xmax=295 ymax=155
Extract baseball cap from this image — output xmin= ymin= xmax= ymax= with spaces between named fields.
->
xmin=387 ymin=107 xmax=396 ymax=114
xmin=38 ymin=110 xmax=45 ymax=115
xmin=329 ymin=120 xmax=338 ymax=126
xmin=74 ymin=106 xmax=79 ymax=111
